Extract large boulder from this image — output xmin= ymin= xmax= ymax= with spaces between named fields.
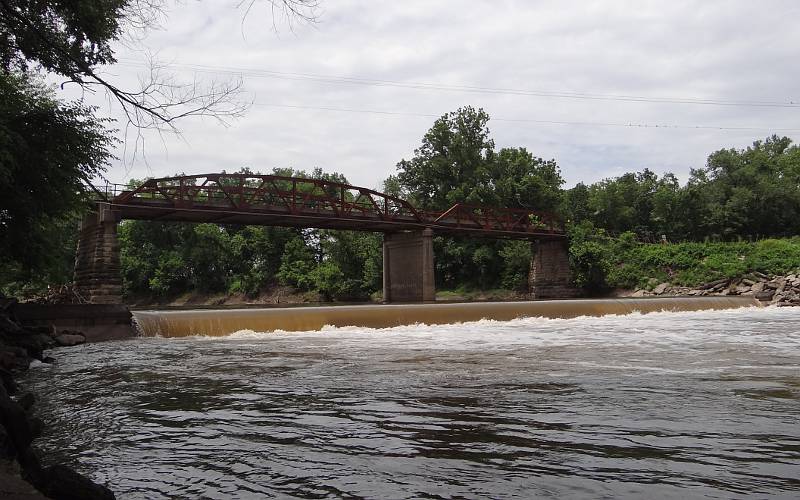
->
xmin=38 ymin=465 xmax=115 ymax=500
xmin=54 ymin=333 xmax=86 ymax=347
xmin=4 ymin=334 xmax=52 ymax=361
xmin=0 ymin=414 xmax=12 ymax=459
xmin=0 ymin=367 xmax=17 ymax=394
xmin=0 ymin=385 xmax=34 ymax=453
xmin=755 ymin=290 xmax=775 ymax=301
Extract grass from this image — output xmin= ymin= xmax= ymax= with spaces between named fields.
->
xmin=604 ymin=237 xmax=800 ymax=289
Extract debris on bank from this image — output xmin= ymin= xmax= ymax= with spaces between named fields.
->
xmin=626 ymin=272 xmax=800 ymax=306
xmin=0 ymin=296 xmax=115 ymax=500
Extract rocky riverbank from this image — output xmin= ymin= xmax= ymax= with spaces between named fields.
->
xmin=0 ymin=297 xmax=115 ymax=500
xmin=626 ymin=272 xmax=800 ymax=306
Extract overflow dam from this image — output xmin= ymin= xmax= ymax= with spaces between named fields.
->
xmin=133 ymin=296 xmax=760 ymax=337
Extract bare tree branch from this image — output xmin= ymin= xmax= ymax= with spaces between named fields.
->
xmin=0 ymin=0 xmax=317 ymax=130
xmin=1 ymin=0 xmax=319 ymax=172
xmin=237 ymin=0 xmax=320 ymax=32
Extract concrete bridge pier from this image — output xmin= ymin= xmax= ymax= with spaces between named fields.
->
xmin=73 ymin=203 xmax=123 ymax=304
xmin=529 ymin=239 xmax=581 ymax=299
xmin=383 ymin=229 xmax=435 ymax=303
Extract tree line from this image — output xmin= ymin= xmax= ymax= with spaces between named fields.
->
xmin=3 ymin=98 xmax=800 ymax=298
xmin=562 ymin=135 xmax=800 ymax=242
xmin=3 ymin=3 xmax=798 ymax=299
xmin=115 ymin=107 xmax=800 ymax=300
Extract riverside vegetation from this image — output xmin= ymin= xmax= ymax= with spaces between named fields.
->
xmin=82 ymin=125 xmax=800 ymax=305
xmin=4 ymin=109 xmax=800 ymax=304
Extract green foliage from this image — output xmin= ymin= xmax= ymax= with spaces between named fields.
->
xmin=498 ymin=240 xmax=532 ymax=290
xmin=396 ymin=105 xmax=495 ymax=209
xmin=320 ymin=230 xmax=382 ymax=299
xmin=309 ymin=261 xmax=345 ymax=301
xmin=744 ymin=238 xmax=800 ymax=275
xmin=277 ymin=236 xmax=317 ymax=290
xmin=576 ymin=234 xmax=800 ymax=291
xmin=566 ymin=222 xmax=611 ymax=292
xmin=564 ymin=136 xmax=800 ymax=242
xmin=0 ymin=213 xmax=81 ymax=297
xmin=149 ymin=251 xmax=188 ymax=297
xmin=0 ymin=1 xmax=128 ymax=77
xmin=396 ymin=106 xmax=565 ymax=290
xmin=0 ymin=71 xmax=114 ymax=292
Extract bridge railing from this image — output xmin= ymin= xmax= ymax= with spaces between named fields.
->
xmin=88 ymin=173 xmax=565 ymax=237
xmin=111 ymin=173 xmax=425 ymax=222
xmin=87 ymin=182 xmax=128 ymax=201
xmin=426 ymin=204 xmax=563 ymax=234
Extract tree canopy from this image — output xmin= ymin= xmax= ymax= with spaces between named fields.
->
xmin=0 ymin=72 xmax=115 ymax=287
xmin=563 ymin=135 xmax=800 ymax=241
xmin=396 ymin=106 xmax=564 ymax=213
xmin=0 ymin=0 xmax=127 ymax=76
xmin=394 ymin=106 xmax=565 ymax=290
xmin=0 ymin=0 xmax=314 ymax=128
xmin=0 ymin=0 xmax=319 ymax=296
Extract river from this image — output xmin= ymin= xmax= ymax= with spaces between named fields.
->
xmin=22 ymin=306 xmax=800 ymax=499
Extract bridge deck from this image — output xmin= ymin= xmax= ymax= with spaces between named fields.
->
xmin=96 ymin=173 xmax=566 ymax=240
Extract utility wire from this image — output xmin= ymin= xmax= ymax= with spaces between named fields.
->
xmin=116 ymin=58 xmax=800 ymax=109
xmin=252 ymin=102 xmax=800 ymax=132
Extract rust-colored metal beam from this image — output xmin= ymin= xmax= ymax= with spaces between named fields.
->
xmin=100 ymin=173 xmax=566 ymax=240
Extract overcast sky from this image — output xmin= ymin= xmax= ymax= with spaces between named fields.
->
xmin=81 ymin=0 xmax=800 ymax=190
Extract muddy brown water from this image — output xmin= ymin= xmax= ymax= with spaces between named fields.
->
xmin=21 ymin=300 xmax=800 ymax=499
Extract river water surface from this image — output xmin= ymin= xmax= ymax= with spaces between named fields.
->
xmin=23 ymin=306 xmax=800 ymax=499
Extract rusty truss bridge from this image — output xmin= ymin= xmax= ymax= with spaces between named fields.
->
xmin=77 ymin=173 xmax=576 ymax=305
xmin=94 ymin=173 xmax=565 ymax=240
xmin=95 ymin=173 xmax=564 ymax=239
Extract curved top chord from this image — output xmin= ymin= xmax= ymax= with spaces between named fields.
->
xmin=103 ymin=173 xmax=565 ymax=239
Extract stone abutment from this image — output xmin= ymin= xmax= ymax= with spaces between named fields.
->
xmin=73 ymin=203 xmax=122 ymax=304
xmin=383 ymin=229 xmax=436 ymax=303
xmin=529 ymin=239 xmax=581 ymax=299
xmin=72 ymin=204 xmax=577 ymax=304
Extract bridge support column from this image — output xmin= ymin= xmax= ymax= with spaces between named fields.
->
xmin=383 ymin=229 xmax=435 ymax=303
xmin=73 ymin=203 xmax=123 ymax=304
xmin=529 ymin=239 xmax=582 ymax=299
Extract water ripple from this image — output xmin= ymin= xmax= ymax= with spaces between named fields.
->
xmin=22 ymin=306 xmax=800 ymax=499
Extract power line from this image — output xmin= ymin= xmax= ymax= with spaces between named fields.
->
xmin=252 ymin=102 xmax=800 ymax=132
xmin=115 ymin=58 xmax=800 ymax=109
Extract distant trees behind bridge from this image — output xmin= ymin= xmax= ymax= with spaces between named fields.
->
xmin=562 ymin=135 xmax=800 ymax=242
xmin=3 ymin=104 xmax=800 ymax=300
xmin=116 ymin=109 xmax=800 ymax=301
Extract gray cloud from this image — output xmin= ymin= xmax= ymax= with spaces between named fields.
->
xmin=76 ymin=0 xmax=800 ymax=189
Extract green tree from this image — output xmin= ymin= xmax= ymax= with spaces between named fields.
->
xmin=692 ymin=136 xmax=800 ymax=239
xmin=567 ymin=221 xmax=611 ymax=292
xmin=309 ymin=260 xmax=344 ymax=301
xmin=321 ymin=230 xmax=382 ymax=299
xmin=0 ymin=72 xmax=114 ymax=290
xmin=226 ymin=225 xmax=295 ymax=297
xmin=276 ymin=236 xmax=317 ymax=290
xmin=397 ymin=105 xmax=495 ymax=209
xmin=185 ymin=224 xmax=230 ymax=292
xmin=395 ymin=107 xmax=565 ymax=291
xmin=498 ymin=240 xmax=532 ymax=291
xmin=0 ymin=1 xmax=127 ymax=76
xmin=561 ymin=182 xmax=591 ymax=224
xmin=485 ymin=147 xmax=563 ymax=209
